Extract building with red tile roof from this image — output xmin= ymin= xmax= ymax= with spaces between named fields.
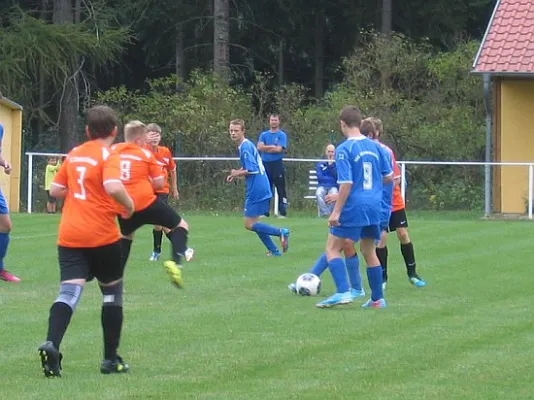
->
xmin=473 ymin=0 xmax=534 ymax=215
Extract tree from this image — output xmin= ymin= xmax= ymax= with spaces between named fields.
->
xmin=213 ymin=0 xmax=230 ymax=81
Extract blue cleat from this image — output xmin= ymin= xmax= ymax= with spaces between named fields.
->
xmin=361 ymin=298 xmax=387 ymax=309
xmin=149 ymin=251 xmax=160 ymax=261
xmin=316 ymin=291 xmax=353 ymax=308
xmin=409 ymin=275 xmax=427 ymax=288
xmin=350 ymin=288 xmax=366 ymax=300
xmin=267 ymin=250 xmax=282 ymax=257
xmin=280 ymin=228 xmax=290 ymax=253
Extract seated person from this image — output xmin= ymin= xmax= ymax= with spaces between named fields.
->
xmin=315 ymin=144 xmax=338 ymax=217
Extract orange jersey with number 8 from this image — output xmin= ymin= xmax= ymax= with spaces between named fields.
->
xmin=52 ymin=141 xmax=122 ymax=248
xmin=111 ymin=142 xmax=164 ymax=211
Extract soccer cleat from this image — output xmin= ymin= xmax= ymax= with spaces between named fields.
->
xmin=361 ymin=298 xmax=387 ymax=309
xmin=288 ymin=283 xmax=297 ymax=294
xmin=164 ymin=260 xmax=183 ymax=288
xmin=149 ymin=251 xmax=161 ymax=261
xmin=409 ymin=275 xmax=427 ymax=288
xmin=315 ymin=291 xmax=353 ymax=308
xmin=185 ymin=247 xmax=195 ymax=262
xmin=267 ymin=250 xmax=282 ymax=257
xmin=38 ymin=341 xmax=62 ymax=378
xmin=100 ymin=356 xmax=129 ymax=374
xmin=0 ymin=269 xmax=21 ymax=282
xmin=350 ymin=288 xmax=366 ymax=300
xmin=280 ymin=228 xmax=290 ymax=253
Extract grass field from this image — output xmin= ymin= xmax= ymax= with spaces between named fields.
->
xmin=2 ymin=212 xmax=534 ymax=400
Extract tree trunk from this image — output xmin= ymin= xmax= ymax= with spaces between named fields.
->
xmin=38 ymin=0 xmax=49 ymax=136
xmin=381 ymin=0 xmax=392 ymax=35
xmin=53 ymin=0 xmax=79 ymax=152
xmin=213 ymin=0 xmax=230 ymax=81
xmin=314 ymin=13 xmax=324 ymax=98
xmin=175 ymin=23 xmax=186 ymax=84
xmin=278 ymin=39 xmax=284 ymax=86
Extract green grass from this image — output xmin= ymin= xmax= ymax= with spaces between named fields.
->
xmin=2 ymin=213 xmax=534 ymax=400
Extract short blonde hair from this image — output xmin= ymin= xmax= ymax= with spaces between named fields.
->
xmin=229 ymin=119 xmax=246 ymax=130
xmin=124 ymin=120 xmax=147 ymax=141
xmin=368 ymin=117 xmax=383 ymax=136
xmin=146 ymin=123 xmax=162 ymax=133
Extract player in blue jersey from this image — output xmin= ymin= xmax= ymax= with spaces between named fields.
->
xmin=257 ymin=114 xmax=288 ymax=217
xmin=316 ymin=106 xmax=393 ymax=309
xmin=0 ymin=123 xmax=20 ymax=283
xmin=227 ymin=119 xmax=290 ymax=255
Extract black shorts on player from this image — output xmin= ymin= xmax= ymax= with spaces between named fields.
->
xmin=156 ymin=193 xmax=169 ymax=203
xmin=388 ymin=208 xmax=408 ymax=232
xmin=118 ymin=198 xmax=181 ymax=236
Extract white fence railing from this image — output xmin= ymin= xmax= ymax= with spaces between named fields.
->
xmin=24 ymin=152 xmax=534 ymax=219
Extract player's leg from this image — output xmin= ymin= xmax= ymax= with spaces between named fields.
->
xmin=342 ymin=239 xmax=365 ymax=298
xmin=395 ymin=217 xmax=426 ymax=287
xmin=377 ymin=215 xmax=391 ymax=290
xmin=150 ymin=194 xmax=169 ymax=261
xmin=273 ymin=161 xmax=288 ymax=217
xmin=360 ymin=226 xmax=386 ymax=309
xmin=118 ymin=213 xmax=144 ymax=272
xmin=0 ymin=190 xmax=19 ymax=282
xmin=92 ymin=241 xmax=129 ymax=374
xmin=315 ymin=186 xmax=329 ymax=217
xmin=288 ymin=251 xmax=329 ymax=293
xmin=316 ymin=232 xmax=354 ymax=308
xmin=245 ymin=199 xmax=290 ymax=254
xmin=38 ymin=247 xmax=88 ymax=377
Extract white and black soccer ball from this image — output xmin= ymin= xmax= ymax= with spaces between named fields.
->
xmin=295 ymin=273 xmax=321 ymax=296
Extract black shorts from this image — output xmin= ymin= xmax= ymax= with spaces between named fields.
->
xmin=58 ymin=241 xmax=122 ymax=283
xmin=118 ymin=198 xmax=181 ymax=236
xmin=46 ymin=190 xmax=57 ymax=204
xmin=156 ymin=193 xmax=169 ymax=203
xmin=388 ymin=208 xmax=409 ymax=232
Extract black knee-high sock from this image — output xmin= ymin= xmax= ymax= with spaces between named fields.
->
xmin=120 ymin=238 xmax=133 ymax=271
xmin=46 ymin=302 xmax=73 ymax=350
xmin=153 ymin=229 xmax=163 ymax=253
xmin=101 ymin=305 xmax=123 ymax=361
xmin=376 ymin=246 xmax=388 ymax=282
xmin=166 ymin=227 xmax=188 ymax=264
xmin=400 ymin=242 xmax=417 ymax=277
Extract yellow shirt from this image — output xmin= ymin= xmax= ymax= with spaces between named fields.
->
xmin=45 ymin=161 xmax=61 ymax=190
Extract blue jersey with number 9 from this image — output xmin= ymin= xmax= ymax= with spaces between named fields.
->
xmin=335 ymin=136 xmax=393 ymax=227
xmin=239 ymin=139 xmax=272 ymax=203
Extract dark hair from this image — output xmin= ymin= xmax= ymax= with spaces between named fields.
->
xmin=86 ymin=106 xmax=118 ymax=139
xmin=360 ymin=118 xmax=377 ymax=139
xmin=339 ymin=106 xmax=362 ymax=128
xmin=269 ymin=113 xmax=280 ymax=119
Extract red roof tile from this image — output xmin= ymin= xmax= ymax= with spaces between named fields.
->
xmin=473 ymin=0 xmax=534 ymax=74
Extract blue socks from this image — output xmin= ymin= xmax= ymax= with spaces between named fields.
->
xmin=255 ymin=232 xmax=278 ymax=253
xmin=251 ymin=223 xmax=281 ymax=237
xmin=0 ymin=232 xmax=10 ymax=270
xmin=366 ymin=266 xmax=384 ymax=301
xmin=328 ymin=257 xmax=350 ymax=293
xmin=310 ymin=252 xmax=328 ymax=276
xmin=345 ymin=256 xmax=362 ymax=291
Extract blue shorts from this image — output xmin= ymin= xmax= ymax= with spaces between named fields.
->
xmin=330 ymin=225 xmax=381 ymax=242
xmin=244 ymin=199 xmax=270 ymax=218
xmin=0 ymin=189 xmax=8 ymax=215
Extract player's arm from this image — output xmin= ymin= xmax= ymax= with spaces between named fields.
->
xmin=104 ymin=154 xmax=134 ymax=217
xmin=256 ymin=132 xmax=276 ymax=152
xmin=50 ymin=162 xmax=69 ymax=198
xmin=381 ymin=150 xmax=394 ymax=184
xmin=268 ymin=131 xmax=286 ymax=154
xmin=168 ymin=155 xmax=179 ymax=198
xmin=148 ymin=157 xmax=165 ymax=191
xmin=0 ymin=145 xmax=11 ymax=175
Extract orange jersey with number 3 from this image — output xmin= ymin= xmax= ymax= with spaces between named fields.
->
xmin=387 ymin=146 xmax=405 ymax=212
xmin=146 ymin=145 xmax=176 ymax=194
xmin=112 ymin=142 xmax=164 ymax=211
xmin=52 ymin=141 xmax=122 ymax=248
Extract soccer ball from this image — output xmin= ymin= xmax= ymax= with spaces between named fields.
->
xmin=295 ymin=273 xmax=321 ymax=296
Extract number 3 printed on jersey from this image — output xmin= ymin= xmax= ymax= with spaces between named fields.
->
xmin=74 ymin=166 xmax=87 ymax=200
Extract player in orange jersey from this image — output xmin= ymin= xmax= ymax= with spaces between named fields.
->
xmin=144 ymin=123 xmax=194 ymax=262
xmin=38 ymin=106 xmax=135 ymax=378
xmin=112 ymin=121 xmax=190 ymax=288
xmin=369 ymin=118 xmax=426 ymax=290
